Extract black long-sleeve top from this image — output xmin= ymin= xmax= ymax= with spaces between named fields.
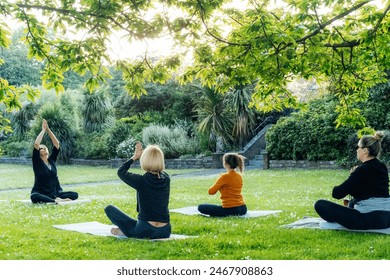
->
xmin=31 ymin=146 xmax=62 ymax=197
xmin=117 ymin=159 xmax=170 ymax=223
xmin=332 ymin=158 xmax=389 ymax=201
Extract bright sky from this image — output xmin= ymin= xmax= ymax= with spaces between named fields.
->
xmin=104 ymin=0 xmax=253 ymax=60
xmin=104 ymin=0 xmax=386 ymax=61
xmin=4 ymin=0 xmax=386 ymax=61
xmin=107 ymin=31 xmax=178 ymax=61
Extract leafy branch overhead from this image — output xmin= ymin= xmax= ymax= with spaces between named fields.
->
xmin=0 ymin=0 xmax=389 ymax=130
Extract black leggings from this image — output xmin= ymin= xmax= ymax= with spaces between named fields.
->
xmin=198 ymin=204 xmax=247 ymax=217
xmin=30 ymin=191 xmax=78 ymax=203
xmin=314 ymin=199 xmax=390 ymax=230
xmin=104 ymin=205 xmax=171 ymax=239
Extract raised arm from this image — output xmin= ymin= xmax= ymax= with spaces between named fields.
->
xmin=131 ymin=141 xmax=143 ymax=161
xmin=46 ymin=120 xmax=60 ymax=149
xmin=34 ymin=120 xmax=47 ymax=150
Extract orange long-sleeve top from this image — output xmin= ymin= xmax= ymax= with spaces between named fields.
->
xmin=208 ymin=169 xmax=245 ymax=208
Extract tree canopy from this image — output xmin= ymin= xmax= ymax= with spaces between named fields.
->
xmin=0 ymin=0 xmax=389 ymax=133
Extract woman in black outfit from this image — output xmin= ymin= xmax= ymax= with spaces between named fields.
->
xmin=314 ymin=131 xmax=390 ymax=230
xmin=104 ymin=142 xmax=171 ymax=239
xmin=30 ymin=119 xmax=78 ymax=203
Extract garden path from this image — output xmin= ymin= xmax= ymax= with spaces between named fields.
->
xmin=0 ymin=166 xmax=260 ymax=192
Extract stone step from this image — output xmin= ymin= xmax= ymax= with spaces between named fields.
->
xmin=248 ymin=159 xmax=263 ymax=168
xmin=254 ymin=154 xmax=263 ymax=160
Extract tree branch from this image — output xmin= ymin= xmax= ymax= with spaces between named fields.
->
xmin=21 ymin=9 xmax=52 ymax=63
xmin=17 ymin=3 xmax=72 ymax=15
xmin=369 ymin=2 xmax=390 ymax=35
xmin=16 ymin=3 xmax=139 ymax=37
xmin=196 ymin=0 xmax=246 ymax=47
xmin=323 ymin=40 xmax=360 ymax=48
xmin=296 ymin=0 xmax=371 ymax=44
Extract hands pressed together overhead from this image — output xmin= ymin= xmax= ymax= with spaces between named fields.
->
xmin=132 ymin=141 xmax=143 ymax=161
xmin=41 ymin=119 xmax=48 ymax=131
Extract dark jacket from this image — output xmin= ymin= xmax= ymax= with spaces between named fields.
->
xmin=117 ymin=159 xmax=170 ymax=223
xmin=31 ymin=146 xmax=62 ymax=197
xmin=332 ymin=158 xmax=389 ymax=201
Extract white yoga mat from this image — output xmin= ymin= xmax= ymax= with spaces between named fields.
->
xmin=17 ymin=198 xmax=92 ymax=205
xmin=282 ymin=217 xmax=390 ymax=234
xmin=53 ymin=221 xmax=197 ymax=241
xmin=170 ymin=206 xmax=282 ymax=218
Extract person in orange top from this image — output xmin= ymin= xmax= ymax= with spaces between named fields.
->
xmin=198 ymin=153 xmax=247 ymax=217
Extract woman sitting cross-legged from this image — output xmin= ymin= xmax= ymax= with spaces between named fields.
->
xmin=30 ymin=119 xmax=78 ymax=204
xmin=198 ymin=153 xmax=247 ymax=217
xmin=314 ymin=131 xmax=390 ymax=230
xmin=104 ymin=142 xmax=171 ymax=239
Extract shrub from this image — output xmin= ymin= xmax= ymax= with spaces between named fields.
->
xmin=113 ymin=80 xmax=197 ymax=124
xmin=266 ymin=95 xmax=355 ymax=164
xmin=266 ymin=87 xmax=390 ymax=167
xmin=121 ymin=112 xmax=165 ymax=136
xmin=142 ymin=124 xmax=201 ymax=159
xmin=362 ymin=81 xmax=390 ymax=130
xmin=379 ymin=130 xmax=390 ymax=166
xmin=116 ymin=137 xmax=138 ymax=158
xmin=104 ymin=120 xmax=132 ymax=158
xmin=75 ymin=132 xmax=110 ymax=160
xmin=0 ymin=139 xmax=30 ymax=157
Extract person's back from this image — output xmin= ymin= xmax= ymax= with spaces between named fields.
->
xmin=198 ymin=153 xmax=247 ymax=217
xmin=117 ymin=166 xmax=170 ymax=223
xmin=209 ymin=170 xmax=244 ymax=208
xmin=315 ymin=131 xmax=390 ymax=230
xmin=105 ymin=142 xmax=171 ymax=239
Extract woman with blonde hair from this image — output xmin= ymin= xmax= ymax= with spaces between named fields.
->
xmin=104 ymin=142 xmax=171 ymax=239
xmin=314 ymin=131 xmax=390 ymax=229
xmin=198 ymin=153 xmax=247 ymax=217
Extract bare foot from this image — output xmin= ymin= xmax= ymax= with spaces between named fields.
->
xmin=111 ymin=227 xmax=125 ymax=236
xmin=55 ymin=198 xmax=72 ymax=203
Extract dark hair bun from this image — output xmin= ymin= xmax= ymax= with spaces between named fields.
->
xmin=373 ymin=131 xmax=384 ymax=141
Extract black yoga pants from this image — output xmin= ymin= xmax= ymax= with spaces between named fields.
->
xmin=314 ymin=199 xmax=390 ymax=230
xmin=198 ymin=204 xmax=247 ymax=217
xmin=30 ymin=191 xmax=78 ymax=203
xmin=104 ymin=205 xmax=171 ymax=239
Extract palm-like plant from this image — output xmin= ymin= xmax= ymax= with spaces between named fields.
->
xmin=80 ymin=87 xmax=113 ymax=133
xmin=195 ymin=85 xmax=234 ymax=151
xmin=10 ymin=101 xmax=38 ymax=140
xmin=227 ymin=83 xmax=257 ymax=148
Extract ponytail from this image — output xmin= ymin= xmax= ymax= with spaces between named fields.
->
xmin=223 ymin=153 xmax=246 ymax=173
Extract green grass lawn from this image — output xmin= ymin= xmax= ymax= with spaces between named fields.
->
xmin=0 ymin=163 xmax=389 ymax=260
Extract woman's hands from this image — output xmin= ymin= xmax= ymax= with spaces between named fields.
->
xmin=350 ymin=165 xmax=358 ymax=173
xmin=132 ymin=141 xmax=143 ymax=161
xmin=35 ymin=119 xmax=48 ymax=149
xmin=42 ymin=119 xmax=48 ymax=131
xmin=35 ymin=119 xmax=59 ymax=150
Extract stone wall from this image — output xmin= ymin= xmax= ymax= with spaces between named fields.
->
xmin=269 ymin=159 xmax=343 ymax=169
xmin=0 ymin=156 xmax=215 ymax=169
xmin=0 ymin=157 xmax=31 ymax=165
xmin=70 ymin=157 xmax=214 ymax=169
xmin=8 ymin=156 xmax=389 ymax=171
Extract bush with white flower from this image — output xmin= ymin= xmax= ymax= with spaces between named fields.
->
xmin=116 ymin=137 xmax=138 ymax=158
